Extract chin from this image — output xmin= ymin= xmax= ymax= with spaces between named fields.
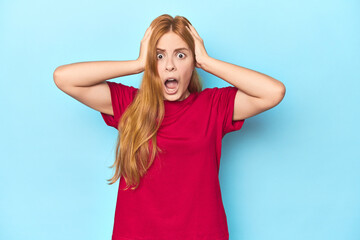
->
xmin=163 ymin=91 xmax=184 ymax=101
xmin=164 ymin=95 xmax=180 ymax=101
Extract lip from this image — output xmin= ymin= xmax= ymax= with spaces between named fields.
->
xmin=164 ymin=77 xmax=179 ymax=84
xmin=164 ymin=77 xmax=179 ymax=95
xmin=165 ymin=86 xmax=179 ymax=95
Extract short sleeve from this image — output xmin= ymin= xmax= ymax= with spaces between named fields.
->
xmin=213 ymin=86 xmax=245 ymax=137
xmin=100 ymin=81 xmax=138 ymax=129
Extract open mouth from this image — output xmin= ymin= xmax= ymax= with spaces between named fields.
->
xmin=164 ymin=78 xmax=179 ymax=94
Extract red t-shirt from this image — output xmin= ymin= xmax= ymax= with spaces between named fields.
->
xmin=101 ymin=81 xmax=245 ymax=240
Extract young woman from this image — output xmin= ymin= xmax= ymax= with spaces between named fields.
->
xmin=54 ymin=14 xmax=285 ymax=240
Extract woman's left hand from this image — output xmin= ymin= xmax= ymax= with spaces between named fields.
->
xmin=186 ymin=24 xmax=209 ymax=69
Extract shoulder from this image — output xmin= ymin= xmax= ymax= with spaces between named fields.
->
xmin=198 ymin=86 xmax=237 ymax=100
xmin=107 ymin=81 xmax=138 ymax=92
xmin=106 ymin=81 xmax=139 ymax=99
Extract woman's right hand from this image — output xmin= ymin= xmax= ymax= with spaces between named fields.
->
xmin=136 ymin=26 xmax=154 ymax=73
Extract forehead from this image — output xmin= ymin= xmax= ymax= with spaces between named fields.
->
xmin=156 ymin=31 xmax=189 ymax=52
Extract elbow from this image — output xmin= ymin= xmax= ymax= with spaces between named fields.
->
xmin=264 ymin=83 xmax=286 ymax=108
xmin=273 ymin=82 xmax=286 ymax=106
xmin=53 ymin=66 xmax=66 ymax=88
xmin=277 ymin=82 xmax=286 ymax=99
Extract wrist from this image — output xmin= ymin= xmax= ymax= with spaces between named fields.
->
xmin=134 ymin=59 xmax=145 ymax=73
xmin=198 ymin=55 xmax=212 ymax=71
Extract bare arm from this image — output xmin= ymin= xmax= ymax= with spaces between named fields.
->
xmin=52 ymin=26 xmax=153 ymax=116
xmin=53 ymin=26 xmax=154 ymax=87
xmin=52 ymin=60 xmax=144 ymax=116
xmin=200 ymin=56 xmax=285 ymax=120
xmin=53 ymin=60 xmax=143 ymax=87
xmin=186 ymin=24 xmax=285 ymax=121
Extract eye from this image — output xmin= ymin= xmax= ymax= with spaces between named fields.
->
xmin=156 ymin=53 xmax=163 ymax=60
xmin=177 ymin=52 xmax=186 ymax=59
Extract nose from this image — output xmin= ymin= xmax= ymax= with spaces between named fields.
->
xmin=166 ymin=57 xmax=176 ymax=71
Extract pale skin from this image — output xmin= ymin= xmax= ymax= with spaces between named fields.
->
xmin=184 ymin=24 xmax=286 ymax=121
xmin=143 ymin=24 xmax=286 ymax=120
xmin=156 ymin=31 xmax=194 ymax=102
xmin=53 ymin=24 xmax=285 ymax=122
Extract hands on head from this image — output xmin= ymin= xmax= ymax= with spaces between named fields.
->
xmin=137 ymin=26 xmax=154 ymax=72
xmin=185 ymin=24 xmax=209 ymax=69
xmin=136 ymin=24 xmax=209 ymax=72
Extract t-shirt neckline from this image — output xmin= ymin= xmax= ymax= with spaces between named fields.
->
xmin=162 ymin=92 xmax=198 ymax=121
xmin=163 ymin=92 xmax=196 ymax=105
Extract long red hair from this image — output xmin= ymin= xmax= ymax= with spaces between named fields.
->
xmin=107 ymin=14 xmax=203 ymax=190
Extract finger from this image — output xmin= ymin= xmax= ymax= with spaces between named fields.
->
xmin=186 ymin=25 xmax=193 ymax=34
xmin=188 ymin=24 xmax=201 ymax=39
xmin=187 ymin=25 xmax=200 ymax=42
xmin=144 ymin=26 xmax=153 ymax=38
xmin=146 ymin=27 xmax=153 ymax=35
xmin=186 ymin=25 xmax=196 ymax=39
xmin=142 ymin=29 xmax=149 ymax=40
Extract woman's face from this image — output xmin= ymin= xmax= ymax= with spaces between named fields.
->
xmin=156 ymin=31 xmax=195 ymax=101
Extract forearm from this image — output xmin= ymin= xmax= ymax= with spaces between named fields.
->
xmin=53 ymin=60 xmax=143 ymax=87
xmin=200 ymin=56 xmax=285 ymax=99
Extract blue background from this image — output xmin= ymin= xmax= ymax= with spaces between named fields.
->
xmin=1 ymin=0 xmax=359 ymax=239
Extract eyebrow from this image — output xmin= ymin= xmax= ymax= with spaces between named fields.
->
xmin=156 ymin=47 xmax=189 ymax=52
